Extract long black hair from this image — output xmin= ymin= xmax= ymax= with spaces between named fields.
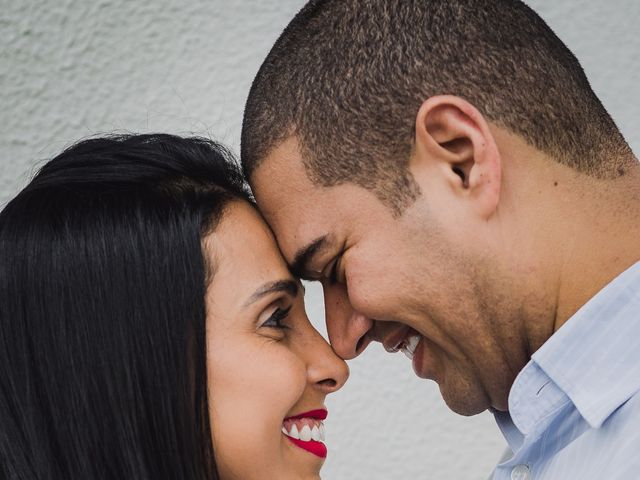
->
xmin=0 ymin=134 xmax=251 ymax=479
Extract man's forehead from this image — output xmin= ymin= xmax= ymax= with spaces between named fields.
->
xmin=254 ymin=136 xmax=306 ymax=180
xmin=250 ymin=137 xmax=326 ymax=263
xmin=251 ymin=138 xmax=311 ymax=203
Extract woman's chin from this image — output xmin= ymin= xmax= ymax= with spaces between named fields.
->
xmin=281 ymin=435 xmax=326 ymax=478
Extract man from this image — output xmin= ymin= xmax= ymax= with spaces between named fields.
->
xmin=241 ymin=0 xmax=640 ymax=478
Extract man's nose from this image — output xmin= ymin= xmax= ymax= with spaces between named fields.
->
xmin=323 ymin=282 xmax=373 ymax=360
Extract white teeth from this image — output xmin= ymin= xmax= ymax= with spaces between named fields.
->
xmin=288 ymin=424 xmax=300 ymax=440
xmin=283 ymin=421 xmax=326 ymax=442
xmin=401 ymin=334 xmax=421 ymax=359
xmin=299 ymin=424 xmax=312 ymax=442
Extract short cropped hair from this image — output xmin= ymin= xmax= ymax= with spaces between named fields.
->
xmin=0 ymin=134 xmax=250 ymax=479
xmin=242 ymin=0 xmax=633 ymax=213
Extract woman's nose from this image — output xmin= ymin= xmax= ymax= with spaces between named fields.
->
xmin=306 ymin=331 xmax=350 ymax=394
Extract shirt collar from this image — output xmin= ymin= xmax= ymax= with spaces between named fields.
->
xmin=523 ymin=260 xmax=640 ymax=429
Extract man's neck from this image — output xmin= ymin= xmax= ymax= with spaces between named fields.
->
xmin=494 ymin=126 xmax=640 ymax=343
xmin=552 ymin=164 xmax=640 ymax=330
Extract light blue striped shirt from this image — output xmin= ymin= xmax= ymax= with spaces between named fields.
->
xmin=491 ymin=261 xmax=640 ymax=480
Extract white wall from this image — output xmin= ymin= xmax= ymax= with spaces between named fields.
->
xmin=2 ymin=1 xmax=638 ymax=479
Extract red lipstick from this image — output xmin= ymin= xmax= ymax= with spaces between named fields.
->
xmin=286 ymin=437 xmax=327 ymax=458
xmin=283 ymin=409 xmax=328 ymax=421
xmin=282 ymin=409 xmax=328 ymax=459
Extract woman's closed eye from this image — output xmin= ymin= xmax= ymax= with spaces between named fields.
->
xmin=260 ymin=305 xmax=293 ymax=330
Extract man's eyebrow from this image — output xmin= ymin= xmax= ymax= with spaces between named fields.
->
xmin=244 ymin=279 xmax=299 ymax=307
xmin=289 ymin=236 xmax=328 ymax=279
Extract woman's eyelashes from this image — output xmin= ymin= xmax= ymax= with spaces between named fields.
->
xmin=261 ymin=305 xmax=293 ymax=330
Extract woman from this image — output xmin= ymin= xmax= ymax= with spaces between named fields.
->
xmin=0 ymin=134 xmax=348 ymax=479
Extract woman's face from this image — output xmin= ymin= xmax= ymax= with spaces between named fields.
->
xmin=205 ymin=202 xmax=349 ymax=480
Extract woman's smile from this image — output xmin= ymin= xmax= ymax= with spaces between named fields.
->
xmin=282 ymin=409 xmax=328 ymax=458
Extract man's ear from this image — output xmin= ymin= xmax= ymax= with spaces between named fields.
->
xmin=411 ymin=95 xmax=501 ymax=219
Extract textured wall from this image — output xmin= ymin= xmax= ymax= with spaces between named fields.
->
xmin=2 ymin=1 xmax=638 ymax=479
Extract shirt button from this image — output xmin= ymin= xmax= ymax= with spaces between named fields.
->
xmin=511 ymin=464 xmax=531 ymax=480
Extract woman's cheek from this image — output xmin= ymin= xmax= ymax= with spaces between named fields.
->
xmin=207 ymin=340 xmax=308 ymax=478
xmin=210 ymin=339 xmax=306 ymax=414
xmin=259 ymin=345 xmax=309 ymax=412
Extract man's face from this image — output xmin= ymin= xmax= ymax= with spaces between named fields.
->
xmin=251 ymin=137 xmax=530 ymax=416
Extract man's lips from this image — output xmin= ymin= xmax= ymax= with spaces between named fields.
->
xmin=411 ymin=335 xmax=430 ymax=379
xmin=380 ymin=324 xmax=424 ymax=365
xmin=381 ymin=324 xmax=413 ymax=352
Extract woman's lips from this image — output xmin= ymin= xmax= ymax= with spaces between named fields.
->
xmin=282 ymin=410 xmax=328 ymax=459
xmin=284 ymin=409 xmax=327 ymax=421
xmin=285 ymin=436 xmax=327 ymax=459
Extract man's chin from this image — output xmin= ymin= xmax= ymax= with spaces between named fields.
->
xmin=438 ymin=382 xmax=492 ymax=417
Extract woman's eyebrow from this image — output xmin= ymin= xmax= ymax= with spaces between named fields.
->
xmin=244 ymin=279 xmax=299 ymax=307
